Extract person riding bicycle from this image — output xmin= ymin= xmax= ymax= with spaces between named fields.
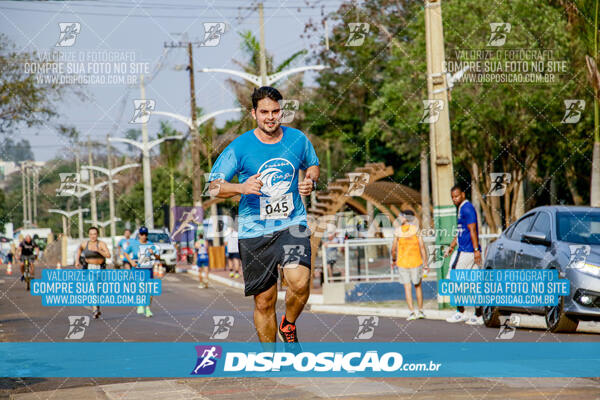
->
xmin=17 ymin=235 xmax=38 ymax=282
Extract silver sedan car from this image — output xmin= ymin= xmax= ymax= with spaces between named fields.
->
xmin=482 ymin=206 xmax=600 ymax=332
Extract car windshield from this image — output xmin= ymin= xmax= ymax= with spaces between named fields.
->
xmin=556 ymin=211 xmax=600 ymax=245
xmin=148 ymin=233 xmax=170 ymax=243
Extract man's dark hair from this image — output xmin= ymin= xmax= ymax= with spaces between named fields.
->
xmin=88 ymin=226 xmax=99 ymax=234
xmin=450 ymin=184 xmax=464 ymax=193
xmin=401 ymin=209 xmax=415 ymax=217
xmin=251 ymin=86 xmax=282 ymax=109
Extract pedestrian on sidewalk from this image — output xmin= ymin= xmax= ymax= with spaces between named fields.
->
xmin=225 ymin=228 xmax=241 ymax=279
xmin=443 ymin=184 xmax=483 ymax=325
xmin=391 ymin=210 xmax=429 ymax=321
xmin=195 ymin=232 xmax=210 ymax=288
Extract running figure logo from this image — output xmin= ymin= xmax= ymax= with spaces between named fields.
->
xmin=419 ymin=100 xmax=444 ymax=124
xmin=283 ymin=245 xmax=307 ymax=265
xmin=346 ymin=23 xmax=370 ymax=46
xmin=561 ymin=100 xmax=585 ymax=124
xmin=354 ymin=316 xmax=379 ymax=339
xmin=199 ymin=22 xmax=226 ymax=47
xmin=129 ymin=100 xmax=156 ymax=124
xmin=568 ymin=245 xmax=591 ymax=269
xmin=191 ymin=345 xmax=222 ymax=375
xmin=56 ymin=22 xmax=81 ymax=47
xmin=496 ymin=316 xmax=520 ymax=340
xmin=487 ymin=173 xmax=511 ymax=196
xmin=65 ymin=316 xmax=90 ymax=340
xmin=487 ymin=23 xmax=511 ymax=46
xmin=56 ymin=173 xmax=80 ymax=196
xmin=345 ymin=173 xmax=370 ymax=196
xmin=279 ymin=100 xmax=299 ymax=123
xmin=210 ymin=316 xmax=234 ymax=339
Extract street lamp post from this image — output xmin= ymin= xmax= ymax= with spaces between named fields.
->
xmin=108 ymin=135 xmax=183 ymax=229
xmin=81 ymin=163 xmax=139 ymax=244
xmin=199 ymin=66 xmax=328 ymax=87
xmin=85 ymin=218 xmax=121 ymax=237
xmin=49 ymin=209 xmax=89 ymax=237
xmin=148 ymin=107 xmax=242 ymax=246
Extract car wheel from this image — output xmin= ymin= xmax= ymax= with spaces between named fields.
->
xmin=482 ymin=305 xmax=501 ymax=327
xmin=545 ymin=297 xmax=578 ymax=333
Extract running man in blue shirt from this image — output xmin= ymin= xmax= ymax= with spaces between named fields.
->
xmin=117 ymin=229 xmax=133 ymax=269
xmin=208 ymin=87 xmax=320 ymax=344
xmin=443 ymin=184 xmax=483 ymax=325
xmin=123 ymin=226 xmax=159 ymax=318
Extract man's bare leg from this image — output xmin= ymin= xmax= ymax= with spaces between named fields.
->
xmin=253 ymin=283 xmax=278 ymax=342
xmin=282 ymin=264 xmax=310 ymax=323
xmin=415 ymin=281 xmax=424 ymax=310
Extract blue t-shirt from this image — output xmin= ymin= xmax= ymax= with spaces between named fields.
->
xmin=457 ymin=200 xmax=479 ymax=252
xmin=126 ymin=240 xmax=158 ymax=269
xmin=118 ymin=238 xmax=133 ymax=261
xmin=209 ymin=126 xmax=319 ymax=239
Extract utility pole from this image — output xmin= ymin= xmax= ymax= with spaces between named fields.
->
xmin=258 ymin=2 xmax=268 ymax=86
xmin=21 ymin=162 xmax=27 ymax=228
xmin=187 ymin=42 xmax=203 ymax=208
xmin=87 ymin=136 xmax=98 ymax=227
xmin=140 ymin=75 xmax=154 ymax=228
xmin=25 ymin=164 xmax=32 ymax=227
xmin=75 ymin=150 xmax=84 ymax=239
xmin=425 ymin=0 xmax=456 ymax=309
xmin=32 ymin=167 xmax=38 ymax=226
xmin=163 ymin=40 xmax=204 ymax=209
xmin=106 ymin=135 xmax=116 ymax=247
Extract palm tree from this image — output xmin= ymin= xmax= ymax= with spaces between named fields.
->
xmin=226 ymin=30 xmax=309 ymax=132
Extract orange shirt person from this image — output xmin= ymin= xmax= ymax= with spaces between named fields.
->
xmin=391 ymin=210 xmax=429 ymax=320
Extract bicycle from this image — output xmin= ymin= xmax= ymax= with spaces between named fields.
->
xmin=23 ymin=256 xmax=34 ymax=291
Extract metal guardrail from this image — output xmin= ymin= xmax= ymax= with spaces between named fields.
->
xmin=321 ymin=234 xmax=500 ymax=284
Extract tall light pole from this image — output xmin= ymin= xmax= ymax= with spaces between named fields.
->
xmin=199 ymin=66 xmax=328 ymax=88
xmin=21 ymin=162 xmax=27 ymax=228
xmin=82 ymin=156 xmax=139 ymax=248
xmin=108 ymin=134 xmax=183 ymax=229
xmin=258 ymin=2 xmax=267 ymax=85
xmin=69 ymin=182 xmax=107 ymax=239
xmin=87 ymin=137 xmax=99 ymax=227
xmin=49 ymin=209 xmax=89 ymax=237
xmin=148 ymin=108 xmax=242 ymax=245
xmin=425 ymin=0 xmax=456 ymax=309
xmin=85 ymin=218 xmax=121 ymax=237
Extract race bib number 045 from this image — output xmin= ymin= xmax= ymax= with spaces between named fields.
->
xmin=260 ymin=193 xmax=294 ymax=220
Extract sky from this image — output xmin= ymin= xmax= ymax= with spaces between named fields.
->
xmin=0 ymin=0 xmax=343 ymax=161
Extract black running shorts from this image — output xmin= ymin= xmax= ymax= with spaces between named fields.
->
xmin=239 ymin=224 xmax=312 ymax=296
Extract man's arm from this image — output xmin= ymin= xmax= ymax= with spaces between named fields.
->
xmin=444 ymin=236 xmax=458 ymax=258
xmin=209 ymin=173 xmax=262 ymax=199
xmin=468 ymin=222 xmax=481 ymax=265
xmin=418 ymin=237 xmax=429 ymax=271
xmin=299 ymin=165 xmax=320 ymax=196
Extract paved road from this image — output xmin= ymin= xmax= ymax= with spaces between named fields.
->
xmin=1 ymin=269 xmax=599 ymax=399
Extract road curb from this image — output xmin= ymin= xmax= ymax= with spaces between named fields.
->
xmin=311 ymin=304 xmax=456 ymax=320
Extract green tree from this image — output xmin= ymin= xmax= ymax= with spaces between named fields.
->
xmin=364 ymin=0 xmax=584 ymax=230
xmin=0 ymin=34 xmax=76 ymax=133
